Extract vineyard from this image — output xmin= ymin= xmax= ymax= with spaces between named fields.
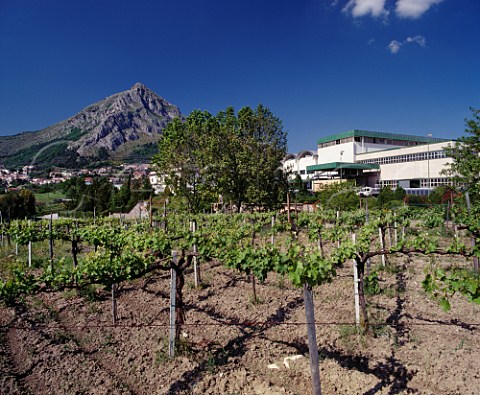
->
xmin=0 ymin=204 xmax=479 ymax=394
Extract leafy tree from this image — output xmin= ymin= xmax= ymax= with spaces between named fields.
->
xmin=153 ymin=105 xmax=288 ymax=213
xmin=131 ymin=177 xmax=153 ymax=202
xmin=114 ymin=176 xmax=132 ymax=212
xmin=291 ymin=174 xmax=308 ymax=195
xmin=377 ymin=186 xmax=395 ymax=208
xmin=393 ymin=186 xmax=406 ymax=201
xmin=315 ymin=181 xmax=359 ymax=210
xmin=0 ymin=190 xmax=36 ymax=220
xmin=90 ymin=177 xmax=114 ymax=214
xmin=442 ymin=107 xmax=480 ymax=202
xmin=211 ymin=105 xmax=288 ymax=211
xmin=153 ymin=112 xmax=216 ymax=214
xmin=63 ymin=176 xmax=87 ymax=211
xmin=240 ymin=105 xmax=288 ymax=210
xmin=19 ymin=190 xmax=36 ymax=217
xmin=63 ymin=176 xmax=115 ymax=214
xmin=428 ymin=185 xmax=456 ymax=205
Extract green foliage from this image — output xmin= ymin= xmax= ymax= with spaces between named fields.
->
xmin=428 ymin=186 xmax=457 ymax=205
xmin=405 ymin=194 xmax=429 ymax=205
xmin=153 ymin=105 xmax=288 ymax=213
xmin=315 ymin=181 xmax=359 ymax=210
xmin=442 ymin=107 xmax=480 ymax=202
xmin=393 ymin=186 xmax=406 ymax=201
xmin=422 ymin=267 xmax=480 ymax=311
xmin=420 ymin=207 xmax=445 ymax=228
xmin=153 ymin=113 xmax=216 ymax=214
xmin=0 ymin=189 xmax=36 ymax=220
xmin=125 ymin=142 xmax=159 ymax=163
xmin=376 ymin=187 xmax=395 ymax=208
xmin=363 ymin=271 xmax=381 ymax=296
xmin=62 ymin=175 xmax=149 ymax=215
xmin=2 ymin=204 xmax=480 ymax=315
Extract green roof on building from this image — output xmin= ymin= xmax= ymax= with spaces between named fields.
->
xmin=316 ymin=130 xmax=450 ymax=145
xmin=306 ymin=162 xmax=380 ymax=172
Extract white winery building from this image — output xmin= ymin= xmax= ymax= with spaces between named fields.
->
xmin=284 ymin=130 xmax=454 ymax=192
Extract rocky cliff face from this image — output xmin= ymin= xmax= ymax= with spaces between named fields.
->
xmin=0 ymin=83 xmax=183 ymax=166
xmin=66 ymin=83 xmax=181 ymax=156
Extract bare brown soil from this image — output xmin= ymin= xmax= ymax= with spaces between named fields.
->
xmin=1 ymin=254 xmax=479 ymax=394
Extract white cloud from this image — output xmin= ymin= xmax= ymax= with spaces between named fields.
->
xmin=343 ymin=0 xmax=389 ymax=18
xmin=395 ymin=0 xmax=444 ymax=19
xmin=405 ymin=35 xmax=426 ymax=46
xmin=388 ymin=35 xmax=427 ymax=53
xmin=388 ymin=40 xmax=403 ymax=54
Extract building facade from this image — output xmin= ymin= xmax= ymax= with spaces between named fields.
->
xmin=284 ymin=130 xmax=454 ymax=192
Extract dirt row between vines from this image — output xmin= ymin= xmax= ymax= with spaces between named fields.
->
xmin=1 ymin=254 xmax=479 ymax=394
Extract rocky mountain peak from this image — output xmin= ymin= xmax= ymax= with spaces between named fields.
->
xmin=0 ymin=84 xmax=183 ymax=167
xmin=131 ymin=82 xmax=147 ymax=90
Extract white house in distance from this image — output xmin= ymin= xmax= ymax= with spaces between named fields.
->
xmin=284 ymin=130 xmax=454 ymax=193
xmin=148 ymin=171 xmax=166 ymax=194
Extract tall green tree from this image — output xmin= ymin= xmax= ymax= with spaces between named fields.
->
xmin=0 ymin=190 xmax=36 ymax=220
xmin=114 ymin=176 xmax=132 ymax=212
xmin=63 ymin=176 xmax=115 ymax=214
xmin=442 ymin=108 xmax=480 ymax=201
xmin=153 ymin=112 xmax=217 ymax=214
xmin=63 ymin=176 xmax=87 ymax=211
xmin=153 ymin=105 xmax=288 ymax=213
xmin=90 ymin=177 xmax=114 ymax=214
xmin=211 ymin=105 xmax=288 ymax=211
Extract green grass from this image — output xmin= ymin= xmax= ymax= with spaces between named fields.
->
xmin=34 ymin=191 xmax=66 ymax=204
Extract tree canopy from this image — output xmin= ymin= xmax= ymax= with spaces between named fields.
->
xmin=0 ymin=189 xmax=36 ymax=221
xmin=152 ymin=105 xmax=288 ymax=213
xmin=442 ymin=108 xmax=480 ymax=201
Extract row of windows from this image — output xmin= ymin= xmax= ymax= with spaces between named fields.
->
xmin=318 ymin=136 xmax=423 ymax=148
xmin=359 ymin=150 xmax=447 ymax=165
xmin=381 ymin=178 xmax=453 ymax=188
xmin=420 ymin=178 xmax=453 ymax=188
xmin=381 ymin=180 xmax=399 ymax=187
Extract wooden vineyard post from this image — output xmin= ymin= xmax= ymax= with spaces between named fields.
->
xmin=190 ymin=220 xmax=201 ymax=287
xmin=28 ymin=242 xmax=32 ymax=267
xmin=317 ymin=229 xmax=324 ymax=256
xmin=271 ymin=215 xmax=275 ymax=245
xmin=49 ymin=214 xmax=54 ymax=261
xmin=251 ymin=231 xmax=257 ymax=303
xmin=162 ymin=199 xmax=168 ymax=231
xmin=149 ymin=194 xmax=153 ymax=230
xmin=365 ymin=200 xmax=371 ymax=274
xmin=386 ymin=221 xmax=392 ymax=249
xmin=251 ymin=274 xmax=257 ymax=303
xmin=287 ymin=190 xmax=292 ymax=225
xmin=169 ymin=251 xmax=178 ymax=358
xmin=465 ymin=192 xmax=479 ymax=272
xmin=336 ymin=211 xmax=340 ymax=248
xmin=378 ymin=226 xmax=386 ymax=267
xmin=394 ymin=213 xmax=398 ymax=245
xmin=304 ymin=284 xmax=322 ymax=395
xmin=111 ymin=283 xmax=118 ymax=325
xmin=72 ymin=222 xmax=79 ymax=268
xmin=352 ymin=234 xmax=360 ymax=328
xmin=28 ymin=220 xmax=32 ymax=267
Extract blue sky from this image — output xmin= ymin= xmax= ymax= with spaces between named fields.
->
xmin=0 ymin=0 xmax=478 ymax=152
